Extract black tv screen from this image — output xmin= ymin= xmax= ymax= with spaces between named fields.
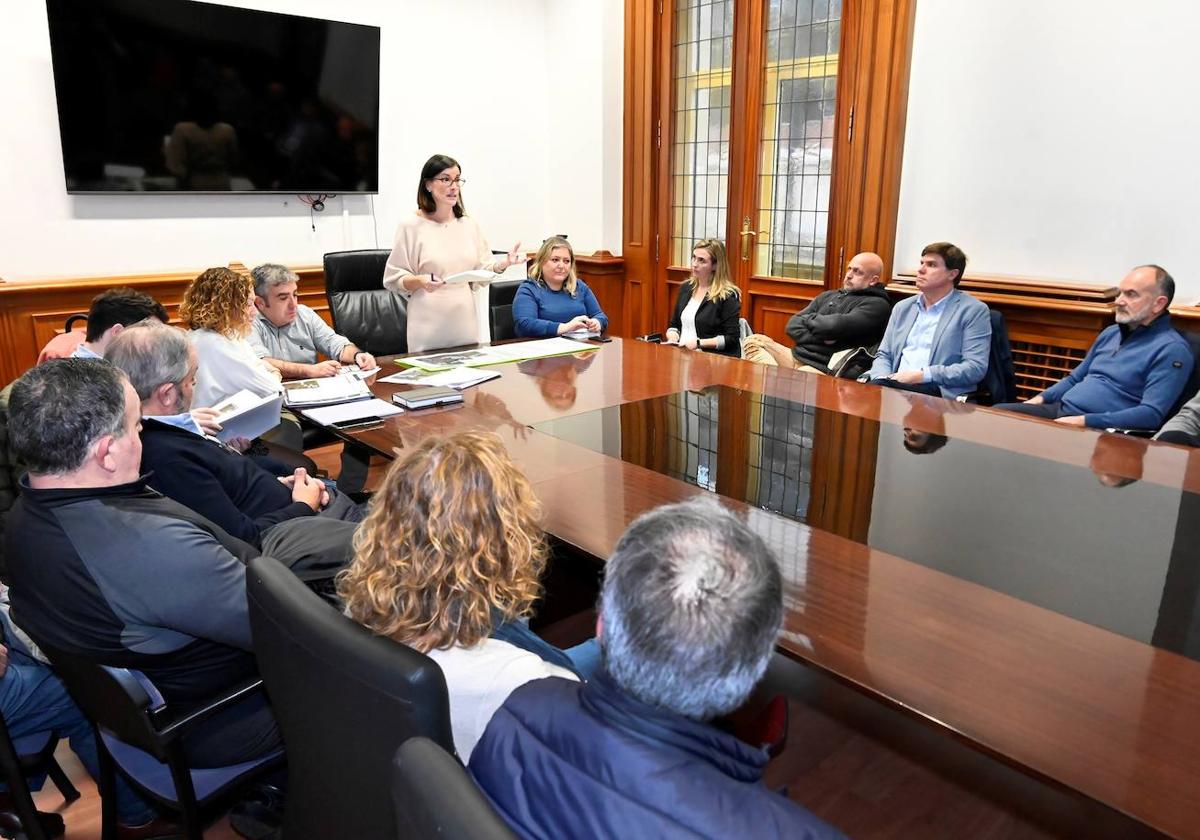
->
xmin=45 ymin=0 xmax=380 ymax=194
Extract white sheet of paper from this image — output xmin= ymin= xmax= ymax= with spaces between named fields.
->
xmin=303 ymin=398 xmax=404 ymax=426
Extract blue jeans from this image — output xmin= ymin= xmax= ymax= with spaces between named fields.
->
xmin=0 ymin=651 xmax=157 ymax=825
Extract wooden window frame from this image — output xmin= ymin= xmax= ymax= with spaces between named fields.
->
xmin=622 ymin=0 xmax=918 ymax=340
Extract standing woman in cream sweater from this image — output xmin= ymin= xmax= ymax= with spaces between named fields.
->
xmin=382 ymin=154 xmax=523 ymax=353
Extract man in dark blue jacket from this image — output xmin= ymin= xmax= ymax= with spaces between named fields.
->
xmin=105 ymin=321 xmax=361 ymax=572
xmin=469 ymin=498 xmax=844 ymax=840
xmin=995 ymin=265 xmax=1192 ymax=429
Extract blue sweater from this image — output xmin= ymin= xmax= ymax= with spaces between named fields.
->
xmin=1040 ymin=314 xmax=1193 ymax=429
xmin=512 ymin=278 xmax=608 ymax=338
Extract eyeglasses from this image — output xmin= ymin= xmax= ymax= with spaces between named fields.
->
xmin=433 ymin=176 xmax=466 ymax=186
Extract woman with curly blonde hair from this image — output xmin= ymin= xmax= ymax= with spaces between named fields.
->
xmin=338 ymin=431 xmax=579 ymax=757
xmin=181 ymin=267 xmax=283 ymax=409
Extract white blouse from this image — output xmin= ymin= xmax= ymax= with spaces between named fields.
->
xmin=678 ymin=296 xmax=702 ymax=346
xmin=425 ymin=638 xmax=577 ymax=760
xmin=190 ymin=328 xmax=282 ymax=408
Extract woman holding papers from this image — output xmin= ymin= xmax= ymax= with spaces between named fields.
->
xmin=181 ymin=267 xmax=303 ymax=450
xmin=339 ymin=432 xmax=589 ymax=758
xmin=383 ymin=153 xmax=523 ymax=353
xmin=512 ymin=236 xmax=609 ymax=338
xmin=662 ymin=238 xmax=742 ymax=356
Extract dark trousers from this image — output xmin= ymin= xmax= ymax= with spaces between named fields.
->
xmin=1157 ymin=429 xmax=1200 ymax=447
xmin=872 ymin=377 xmax=942 ymax=397
xmin=993 ymin=401 xmax=1065 ymax=419
xmin=181 ymin=689 xmax=282 ymax=769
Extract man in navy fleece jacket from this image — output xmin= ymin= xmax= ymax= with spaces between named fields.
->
xmin=105 ymin=321 xmax=361 ymax=571
xmin=995 ymin=265 xmax=1193 ymax=430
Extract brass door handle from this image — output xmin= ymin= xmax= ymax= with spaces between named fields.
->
xmin=739 ymin=226 xmax=769 ymax=261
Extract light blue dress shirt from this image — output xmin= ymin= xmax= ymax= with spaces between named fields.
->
xmin=69 ymin=343 xmax=102 ymax=360
xmin=897 ymin=293 xmax=951 ymax=381
xmin=150 ymin=412 xmax=204 ymax=436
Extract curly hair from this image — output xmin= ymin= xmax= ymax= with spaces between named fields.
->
xmin=337 ymin=431 xmax=547 ymax=652
xmin=179 ymin=267 xmax=253 ymax=337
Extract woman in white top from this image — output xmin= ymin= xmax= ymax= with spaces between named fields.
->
xmin=338 ymin=432 xmax=577 ymax=759
xmin=179 ymin=267 xmax=300 ymax=448
xmin=662 ymin=238 xmax=742 ymax=356
xmin=382 ymin=154 xmax=523 ymax=353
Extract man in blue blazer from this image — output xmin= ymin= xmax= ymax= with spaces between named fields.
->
xmin=867 ymin=242 xmax=991 ymax=398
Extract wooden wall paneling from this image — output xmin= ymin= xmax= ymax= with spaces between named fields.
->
xmin=0 ymin=264 xmax=329 ymax=385
xmin=575 ymin=251 xmax=627 ymax=337
xmin=825 ymin=0 xmax=918 ymax=285
xmin=623 ymin=0 xmax=660 ymax=338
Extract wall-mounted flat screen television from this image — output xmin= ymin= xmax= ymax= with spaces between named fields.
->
xmin=45 ymin=0 xmax=380 ymax=194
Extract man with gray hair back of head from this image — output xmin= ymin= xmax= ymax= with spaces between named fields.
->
xmin=470 ymin=498 xmax=845 ymax=840
xmin=104 ymin=321 xmax=363 ymax=570
xmin=249 ymin=262 xmax=376 ymax=379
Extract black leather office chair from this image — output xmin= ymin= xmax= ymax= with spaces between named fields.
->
xmin=392 ymin=737 xmax=516 ymax=840
xmin=246 ymin=555 xmax=455 ymax=840
xmin=35 ymin=643 xmax=281 ymax=840
xmin=322 ymin=249 xmax=407 ymax=356
xmin=488 ymin=278 xmax=523 ymax=342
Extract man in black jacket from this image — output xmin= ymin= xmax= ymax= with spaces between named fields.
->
xmin=743 ymin=251 xmax=891 ymax=373
xmin=104 ymin=321 xmax=361 ymax=567
xmin=5 ymin=359 xmax=283 ymax=767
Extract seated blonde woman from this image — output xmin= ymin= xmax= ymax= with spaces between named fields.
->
xmin=338 ymin=432 xmax=581 ymax=758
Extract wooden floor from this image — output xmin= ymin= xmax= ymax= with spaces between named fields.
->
xmin=27 ymin=443 xmax=1163 ymax=839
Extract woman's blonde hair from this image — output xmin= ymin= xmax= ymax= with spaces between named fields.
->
xmin=689 ymin=238 xmax=739 ymax=302
xmin=179 ymin=267 xmax=253 ymax=338
xmin=337 ymin=431 xmax=548 ymax=652
xmin=529 ymin=236 xmax=578 ymax=296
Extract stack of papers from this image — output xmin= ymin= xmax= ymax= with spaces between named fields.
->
xmin=210 ymin=390 xmax=283 ymax=443
xmin=378 ymin=367 xmax=501 ymax=390
xmin=282 ymin=373 xmax=372 ymax=407
xmin=398 ymin=337 xmax=600 ymax=372
xmin=304 ymin=398 xmax=404 ymax=427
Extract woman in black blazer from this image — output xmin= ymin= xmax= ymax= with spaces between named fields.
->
xmin=663 ymin=238 xmax=742 ymax=356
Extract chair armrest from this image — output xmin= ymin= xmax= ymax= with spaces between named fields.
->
xmin=153 ymin=678 xmax=266 ymax=741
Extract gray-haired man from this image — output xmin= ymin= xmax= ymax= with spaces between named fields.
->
xmin=250 ymin=262 xmax=375 ymax=378
xmin=470 ymin=498 xmax=844 ymax=839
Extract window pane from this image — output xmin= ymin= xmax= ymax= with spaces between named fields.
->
xmin=757 ymin=0 xmax=840 ymax=280
xmin=670 ymin=0 xmax=735 ymax=266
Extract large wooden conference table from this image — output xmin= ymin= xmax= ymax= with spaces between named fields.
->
xmin=324 ymin=337 xmax=1200 ymax=839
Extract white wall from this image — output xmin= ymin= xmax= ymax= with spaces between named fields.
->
xmin=0 ymin=0 xmax=623 ymax=281
xmin=895 ymin=0 xmax=1200 ymax=300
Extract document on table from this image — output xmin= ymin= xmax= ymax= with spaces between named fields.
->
xmin=282 ymin=373 xmax=372 ymax=406
xmin=378 ymin=366 xmax=501 ymax=389
xmin=303 ymin=398 xmax=403 ymax=427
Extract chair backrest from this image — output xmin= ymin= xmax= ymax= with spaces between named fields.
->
xmin=978 ymin=308 xmax=1016 ymax=405
xmin=246 ymin=555 xmax=454 ymax=840
xmin=487 ymin=278 xmax=523 ymax=342
xmin=1170 ymin=329 xmax=1200 ymax=417
xmin=393 ymin=737 xmax=516 ymax=840
xmin=322 ymin=249 xmax=408 ymax=356
xmin=738 ymin=317 xmax=753 ymax=340
xmin=35 ymin=642 xmax=170 ymax=761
